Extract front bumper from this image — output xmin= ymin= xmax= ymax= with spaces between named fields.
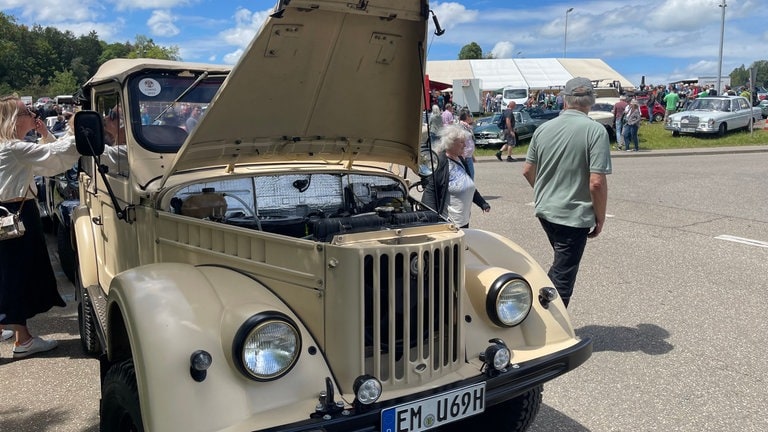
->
xmin=260 ymin=337 xmax=592 ymax=432
xmin=474 ymin=137 xmax=505 ymax=148
xmin=664 ymin=125 xmax=717 ymax=134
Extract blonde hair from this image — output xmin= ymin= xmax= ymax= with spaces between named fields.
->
xmin=0 ymin=94 xmax=22 ymax=141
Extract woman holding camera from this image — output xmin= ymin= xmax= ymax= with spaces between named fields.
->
xmin=0 ymin=94 xmax=82 ymax=359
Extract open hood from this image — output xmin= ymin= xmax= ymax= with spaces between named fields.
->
xmin=163 ymin=0 xmax=429 ymax=184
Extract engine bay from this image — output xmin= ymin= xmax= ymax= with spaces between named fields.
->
xmin=169 ymin=172 xmax=441 ymax=242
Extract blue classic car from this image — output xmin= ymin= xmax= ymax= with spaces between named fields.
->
xmin=664 ymin=96 xmax=761 ymax=137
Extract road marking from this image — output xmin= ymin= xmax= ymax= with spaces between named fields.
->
xmin=715 ymin=235 xmax=768 ymax=249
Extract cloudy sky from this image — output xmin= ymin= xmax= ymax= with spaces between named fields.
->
xmin=2 ymin=0 xmax=766 ymax=87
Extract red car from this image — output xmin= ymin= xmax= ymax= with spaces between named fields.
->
xmin=637 ymin=96 xmax=665 ymax=122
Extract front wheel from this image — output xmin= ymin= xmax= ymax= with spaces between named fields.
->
xmin=718 ymin=122 xmax=727 ymax=137
xmin=653 ymin=113 xmax=664 ymax=122
xmin=445 ymin=386 xmax=542 ymax=432
xmin=101 ymin=359 xmax=144 ymax=432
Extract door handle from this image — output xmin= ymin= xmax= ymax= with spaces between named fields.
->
xmin=92 ymin=216 xmax=103 ymax=226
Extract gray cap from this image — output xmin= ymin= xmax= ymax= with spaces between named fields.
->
xmin=563 ymin=77 xmax=594 ymax=96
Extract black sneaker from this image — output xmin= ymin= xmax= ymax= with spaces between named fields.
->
xmin=506 ymin=156 xmax=515 ymax=162
xmin=495 ymin=151 xmax=502 ymax=161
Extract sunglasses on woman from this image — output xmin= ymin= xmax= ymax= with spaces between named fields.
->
xmin=17 ymin=107 xmax=38 ymax=119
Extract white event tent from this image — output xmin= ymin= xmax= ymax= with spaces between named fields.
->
xmin=426 ymin=58 xmax=634 ymax=92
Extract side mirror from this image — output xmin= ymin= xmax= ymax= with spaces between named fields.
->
xmin=74 ymin=111 xmax=105 ymax=157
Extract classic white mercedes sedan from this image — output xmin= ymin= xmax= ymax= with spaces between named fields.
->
xmin=665 ymin=95 xmax=761 ymax=137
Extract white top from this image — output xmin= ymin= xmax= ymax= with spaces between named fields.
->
xmin=0 ymin=134 xmax=79 ymax=201
xmin=445 ymin=159 xmax=476 ymax=227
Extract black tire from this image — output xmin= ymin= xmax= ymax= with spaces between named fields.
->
xmin=78 ymin=275 xmax=102 ymax=357
xmin=653 ymin=112 xmax=664 ymax=122
xmin=444 ymin=386 xmax=542 ymax=432
xmin=718 ymin=123 xmax=727 ymax=137
xmin=101 ymin=359 xmax=144 ymax=432
xmin=57 ymin=225 xmax=77 ymax=284
xmin=672 ymin=130 xmax=680 ymax=137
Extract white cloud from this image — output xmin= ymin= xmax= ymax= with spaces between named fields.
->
xmin=223 ymin=49 xmax=243 ymax=65
xmin=430 ymin=2 xmax=479 ymax=30
xmin=218 ymin=8 xmax=271 ymax=49
xmin=147 ymin=10 xmax=180 ymax=37
xmin=1 ymin=0 xmax=102 ymax=23
xmin=112 ymin=0 xmax=191 ymax=11
xmin=491 ymin=42 xmax=514 ymax=59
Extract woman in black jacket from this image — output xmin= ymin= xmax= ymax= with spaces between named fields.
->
xmin=421 ymin=124 xmax=490 ymax=228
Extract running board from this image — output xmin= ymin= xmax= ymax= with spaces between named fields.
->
xmin=85 ymin=283 xmax=109 ymax=353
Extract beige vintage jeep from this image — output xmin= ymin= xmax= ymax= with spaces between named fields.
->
xmin=71 ymin=1 xmax=591 ymax=431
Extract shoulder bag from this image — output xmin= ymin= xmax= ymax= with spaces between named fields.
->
xmin=0 ymin=188 xmax=30 ymax=241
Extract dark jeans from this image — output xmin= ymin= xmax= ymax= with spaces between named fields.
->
xmin=538 ymin=218 xmax=590 ymax=308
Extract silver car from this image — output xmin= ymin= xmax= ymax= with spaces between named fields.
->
xmin=664 ymin=96 xmax=761 ymax=136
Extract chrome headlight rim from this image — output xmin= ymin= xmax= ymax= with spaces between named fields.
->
xmin=233 ymin=311 xmax=302 ymax=382
xmin=485 ymin=273 xmax=533 ymax=327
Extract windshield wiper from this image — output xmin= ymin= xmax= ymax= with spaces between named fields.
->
xmin=152 ymin=71 xmax=209 ymax=124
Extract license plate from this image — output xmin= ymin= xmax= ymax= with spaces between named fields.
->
xmin=681 ymin=128 xmax=696 ymax=133
xmin=380 ymin=382 xmax=485 ymax=432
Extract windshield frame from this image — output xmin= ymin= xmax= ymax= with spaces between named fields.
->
xmin=127 ymin=69 xmax=228 ymax=153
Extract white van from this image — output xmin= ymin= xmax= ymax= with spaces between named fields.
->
xmin=501 ymin=86 xmax=529 ymax=108
xmin=54 ymin=95 xmax=75 ymax=105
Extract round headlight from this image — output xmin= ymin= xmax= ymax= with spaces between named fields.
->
xmin=487 ymin=276 xmax=533 ymax=327
xmin=234 ymin=313 xmax=301 ymax=381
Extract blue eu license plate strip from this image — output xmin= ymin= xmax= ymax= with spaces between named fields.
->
xmin=380 ymin=382 xmax=485 ymax=432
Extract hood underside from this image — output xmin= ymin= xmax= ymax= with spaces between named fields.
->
xmin=164 ymin=0 xmax=428 ymax=183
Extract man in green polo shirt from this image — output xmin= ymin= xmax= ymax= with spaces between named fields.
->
xmin=663 ymin=88 xmax=680 ymax=122
xmin=522 ymin=77 xmax=611 ymax=308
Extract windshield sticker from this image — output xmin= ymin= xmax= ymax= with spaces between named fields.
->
xmin=138 ymin=78 xmax=162 ymax=97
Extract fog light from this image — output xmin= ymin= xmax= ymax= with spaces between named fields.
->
xmin=481 ymin=339 xmax=510 ymax=377
xmin=190 ymin=350 xmax=213 ymax=382
xmin=353 ymin=375 xmax=382 ymax=406
xmin=485 ymin=345 xmax=510 ymax=371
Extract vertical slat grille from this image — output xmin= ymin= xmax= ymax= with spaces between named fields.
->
xmin=363 ymin=240 xmax=462 ymax=387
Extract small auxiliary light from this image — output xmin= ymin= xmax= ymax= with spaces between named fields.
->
xmin=353 ymin=375 xmax=382 ymax=407
xmin=190 ymin=350 xmax=213 ymax=382
xmin=480 ymin=339 xmax=510 ymax=377
xmin=539 ymin=287 xmax=558 ymax=309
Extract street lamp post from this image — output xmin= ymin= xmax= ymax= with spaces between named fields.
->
xmin=716 ymin=0 xmax=727 ymax=95
xmin=564 ymin=7 xmax=574 ymax=58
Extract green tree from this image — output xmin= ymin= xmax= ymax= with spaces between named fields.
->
xmin=729 ymin=60 xmax=768 ymax=88
xmin=458 ymin=42 xmax=483 ymax=60
xmin=99 ymin=41 xmax=132 ymax=64
xmin=128 ymin=35 xmax=181 ymax=61
xmin=0 ymin=14 xmax=184 ymax=95
xmin=47 ymin=69 xmax=79 ymax=96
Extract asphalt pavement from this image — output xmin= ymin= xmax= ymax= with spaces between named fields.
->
xmin=1 ymin=139 xmax=767 ymax=432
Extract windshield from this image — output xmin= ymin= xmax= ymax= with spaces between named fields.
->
xmin=689 ymin=98 xmax=728 ymax=111
xmin=591 ymin=103 xmax=614 ymax=112
xmin=128 ymin=71 xmax=228 ymax=152
xmin=504 ymin=88 xmax=527 ymax=99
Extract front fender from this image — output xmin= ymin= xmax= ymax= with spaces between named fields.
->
xmin=72 ymin=204 xmax=98 ymax=287
xmin=108 ymin=263 xmax=336 ymax=432
xmin=460 ymin=229 xmax=577 ymax=364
